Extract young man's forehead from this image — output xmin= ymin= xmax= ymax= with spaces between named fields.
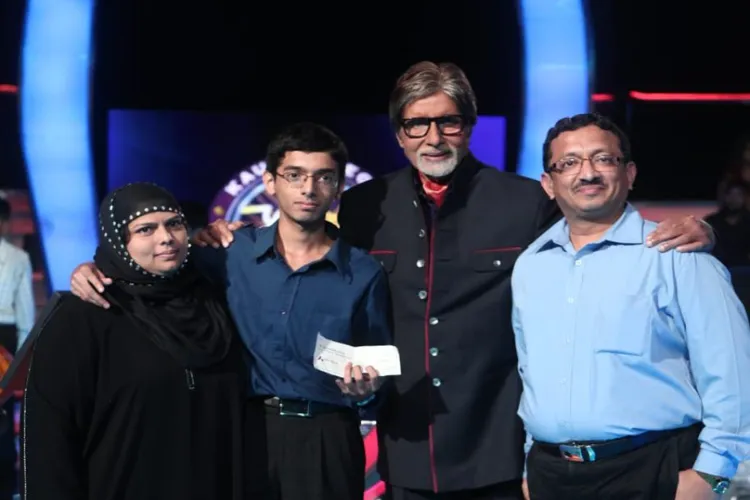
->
xmin=279 ymin=150 xmax=337 ymax=170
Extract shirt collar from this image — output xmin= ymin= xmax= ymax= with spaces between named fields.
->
xmin=536 ymin=203 xmax=644 ymax=253
xmin=252 ymin=222 xmax=349 ymax=276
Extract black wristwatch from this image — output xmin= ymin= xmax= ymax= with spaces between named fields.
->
xmin=696 ymin=471 xmax=731 ymax=494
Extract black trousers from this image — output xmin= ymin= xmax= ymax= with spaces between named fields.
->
xmin=0 ymin=324 xmax=17 ymax=500
xmin=385 ymin=480 xmax=523 ymax=500
xmin=244 ymin=400 xmax=365 ymax=500
xmin=526 ymin=425 xmax=702 ymax=500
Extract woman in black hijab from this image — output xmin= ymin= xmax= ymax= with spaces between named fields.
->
xmin=21 ymin=183 xmax=246 ymax=500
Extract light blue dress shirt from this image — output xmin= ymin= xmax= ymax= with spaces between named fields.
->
xmin=511 ymin=203 xmax=750 ymax=478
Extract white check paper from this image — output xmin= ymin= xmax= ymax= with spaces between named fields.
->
xmin=313 ymin=333 xmax=402 ymax=378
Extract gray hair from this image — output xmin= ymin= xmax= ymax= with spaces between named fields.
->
xmin=388 ymin=61 xmax=478 ymax=130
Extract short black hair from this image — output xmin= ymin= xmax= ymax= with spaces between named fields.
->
xmin=265 ymin=122 xmax=348 ymax=183
xmin=0 ymin=198 xmax=10 ymax=222
xmin=542 ymin=113 xmax=632 ymax=172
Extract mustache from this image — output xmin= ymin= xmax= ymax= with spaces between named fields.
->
xmin=574 ymin=177 xmax=605 ymax=191
xmin=419 ymin=144 xmax=455 ymax=154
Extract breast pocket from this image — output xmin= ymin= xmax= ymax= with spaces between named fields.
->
xmin=593 ymin=293 xmax=654 ymax=356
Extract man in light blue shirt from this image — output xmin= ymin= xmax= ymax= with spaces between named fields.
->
xmin=512 ymin=113 xmax=750 ymax=500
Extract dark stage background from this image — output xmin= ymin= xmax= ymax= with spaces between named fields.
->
xmin=2 ymin=1 xmax=749 ymax=203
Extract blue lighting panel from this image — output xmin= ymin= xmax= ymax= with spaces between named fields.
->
xmin=518 ymin=0 xmax=590 ymax=180
xmin=20 ymin=0 xmax=99 ymax=292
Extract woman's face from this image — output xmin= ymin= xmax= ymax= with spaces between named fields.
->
xmin=125 ymin=211 xmax=189 ymax=275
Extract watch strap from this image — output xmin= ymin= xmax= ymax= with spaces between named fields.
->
xmin=696 ymin=471 xmax=731 ymax=494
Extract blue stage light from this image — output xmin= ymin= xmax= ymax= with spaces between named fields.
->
xmin=20 ymin=0 xmax=99 ymax=292
xmin=517 ymin=0 xmax=591 ymax=180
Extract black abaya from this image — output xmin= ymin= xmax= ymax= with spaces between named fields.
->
xmin=21 ymin=295 xmax=247 ymax=500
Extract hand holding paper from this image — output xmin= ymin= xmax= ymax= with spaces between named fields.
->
xmin=313 ymin=333 xmax=402 ymax=378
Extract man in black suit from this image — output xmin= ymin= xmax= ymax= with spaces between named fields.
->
xmin=189 ymin=62 xmax=713 ymax=499
xmin=336 ymin=62 xmax=713 ymax=500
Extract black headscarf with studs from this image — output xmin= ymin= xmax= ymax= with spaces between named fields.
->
xmin=94 ymin=182 xmax=234 ymax=369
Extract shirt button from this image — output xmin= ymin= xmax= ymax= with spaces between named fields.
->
xmin=432 ymin=378 xmax=442 ymax=387
xmin=492 ymin=260 xmax=501 ymax=267
xmin=416 ymin=259 xmax=425 ymax=268
xmin=413 ymin=199 xmax=419 ymax=208
xmin=429 ymin=347 xmax=439 ymax=356
xmin=575 ymin=259 xmax=582 ymax=266
xmin=429 ymin=317 xmax=439 ymax=326
xmin=281 ymin=310 xmax=287 ymax=315
xmin=567 ymin=297 xmax=574 ymax=304
xmin=418 ymin=290 xmax=428 ymax=300
xmin=561 ymin=378 xmax=567 ymax=384
xmin=418 ymin=229 xmax=426 ymax=238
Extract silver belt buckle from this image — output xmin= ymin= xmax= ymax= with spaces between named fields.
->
xmin=559 ymin=444 xmax=595 ymax=462
xmin=278 ymin=399 xmax=312 ymax=418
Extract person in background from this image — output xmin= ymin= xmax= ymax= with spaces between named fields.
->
xmin=705 ymin=180 xmax=750 ymax=267
xmin=0 ymin=196 xmax=34 ymax=500
xmin=513 ymin=113 xmax=750 ymax=499
xmin=189 ymin=62 xmax=715 ymax=500
xmin=720 ymin=132 xmax=750 ymax=211
xmin=23 ymin=183 xmax=247 ymax=500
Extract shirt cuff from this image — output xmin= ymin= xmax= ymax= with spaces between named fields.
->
xmin=693 ymin=448 xmax=738 ymax=478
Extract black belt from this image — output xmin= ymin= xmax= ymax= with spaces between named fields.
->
xmin=535 ymin=426 xmax=693 ymax=463
xmin=261 ymin=397 xmax=351 ymax=418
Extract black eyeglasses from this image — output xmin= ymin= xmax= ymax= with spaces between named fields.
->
xmin=275 ymin=170 xmax=339 ymax=189
xmin=400 ymin=115 xmax=470 ymax=139
xmin=547 ymin=154 xmax=623 ymax=175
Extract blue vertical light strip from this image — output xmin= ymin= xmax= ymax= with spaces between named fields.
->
xmin=517 ymin=0 xmax=591 ymax=179
xmin=20 ymin=0 xmax=99 ymax=292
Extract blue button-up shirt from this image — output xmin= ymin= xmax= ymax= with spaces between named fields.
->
xmin=511 ymin=204 xmax=750 ymax=478
xmin=192 ymin=223 xmax=392 ymax=407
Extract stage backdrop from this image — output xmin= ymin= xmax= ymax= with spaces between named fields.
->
xmin=108 ymin=110 xmax=507 ymax=227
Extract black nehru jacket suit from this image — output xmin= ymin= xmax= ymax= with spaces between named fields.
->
xmin=337 ymin=154 xmax=561 ymax=493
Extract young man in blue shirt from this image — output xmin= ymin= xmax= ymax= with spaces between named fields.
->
xmin=512 ymin=113 xmax=750 ymax=500
xmin=69 ymin=123 xmax=393 ymax=500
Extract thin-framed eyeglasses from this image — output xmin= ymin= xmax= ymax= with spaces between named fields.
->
xmin=400 ymin=114 xmax=470 ymax=139
xmin=275 ymin=170 xmax=340 ymax=189
xmin=547 ymin=154 xmax=623 ymax=175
